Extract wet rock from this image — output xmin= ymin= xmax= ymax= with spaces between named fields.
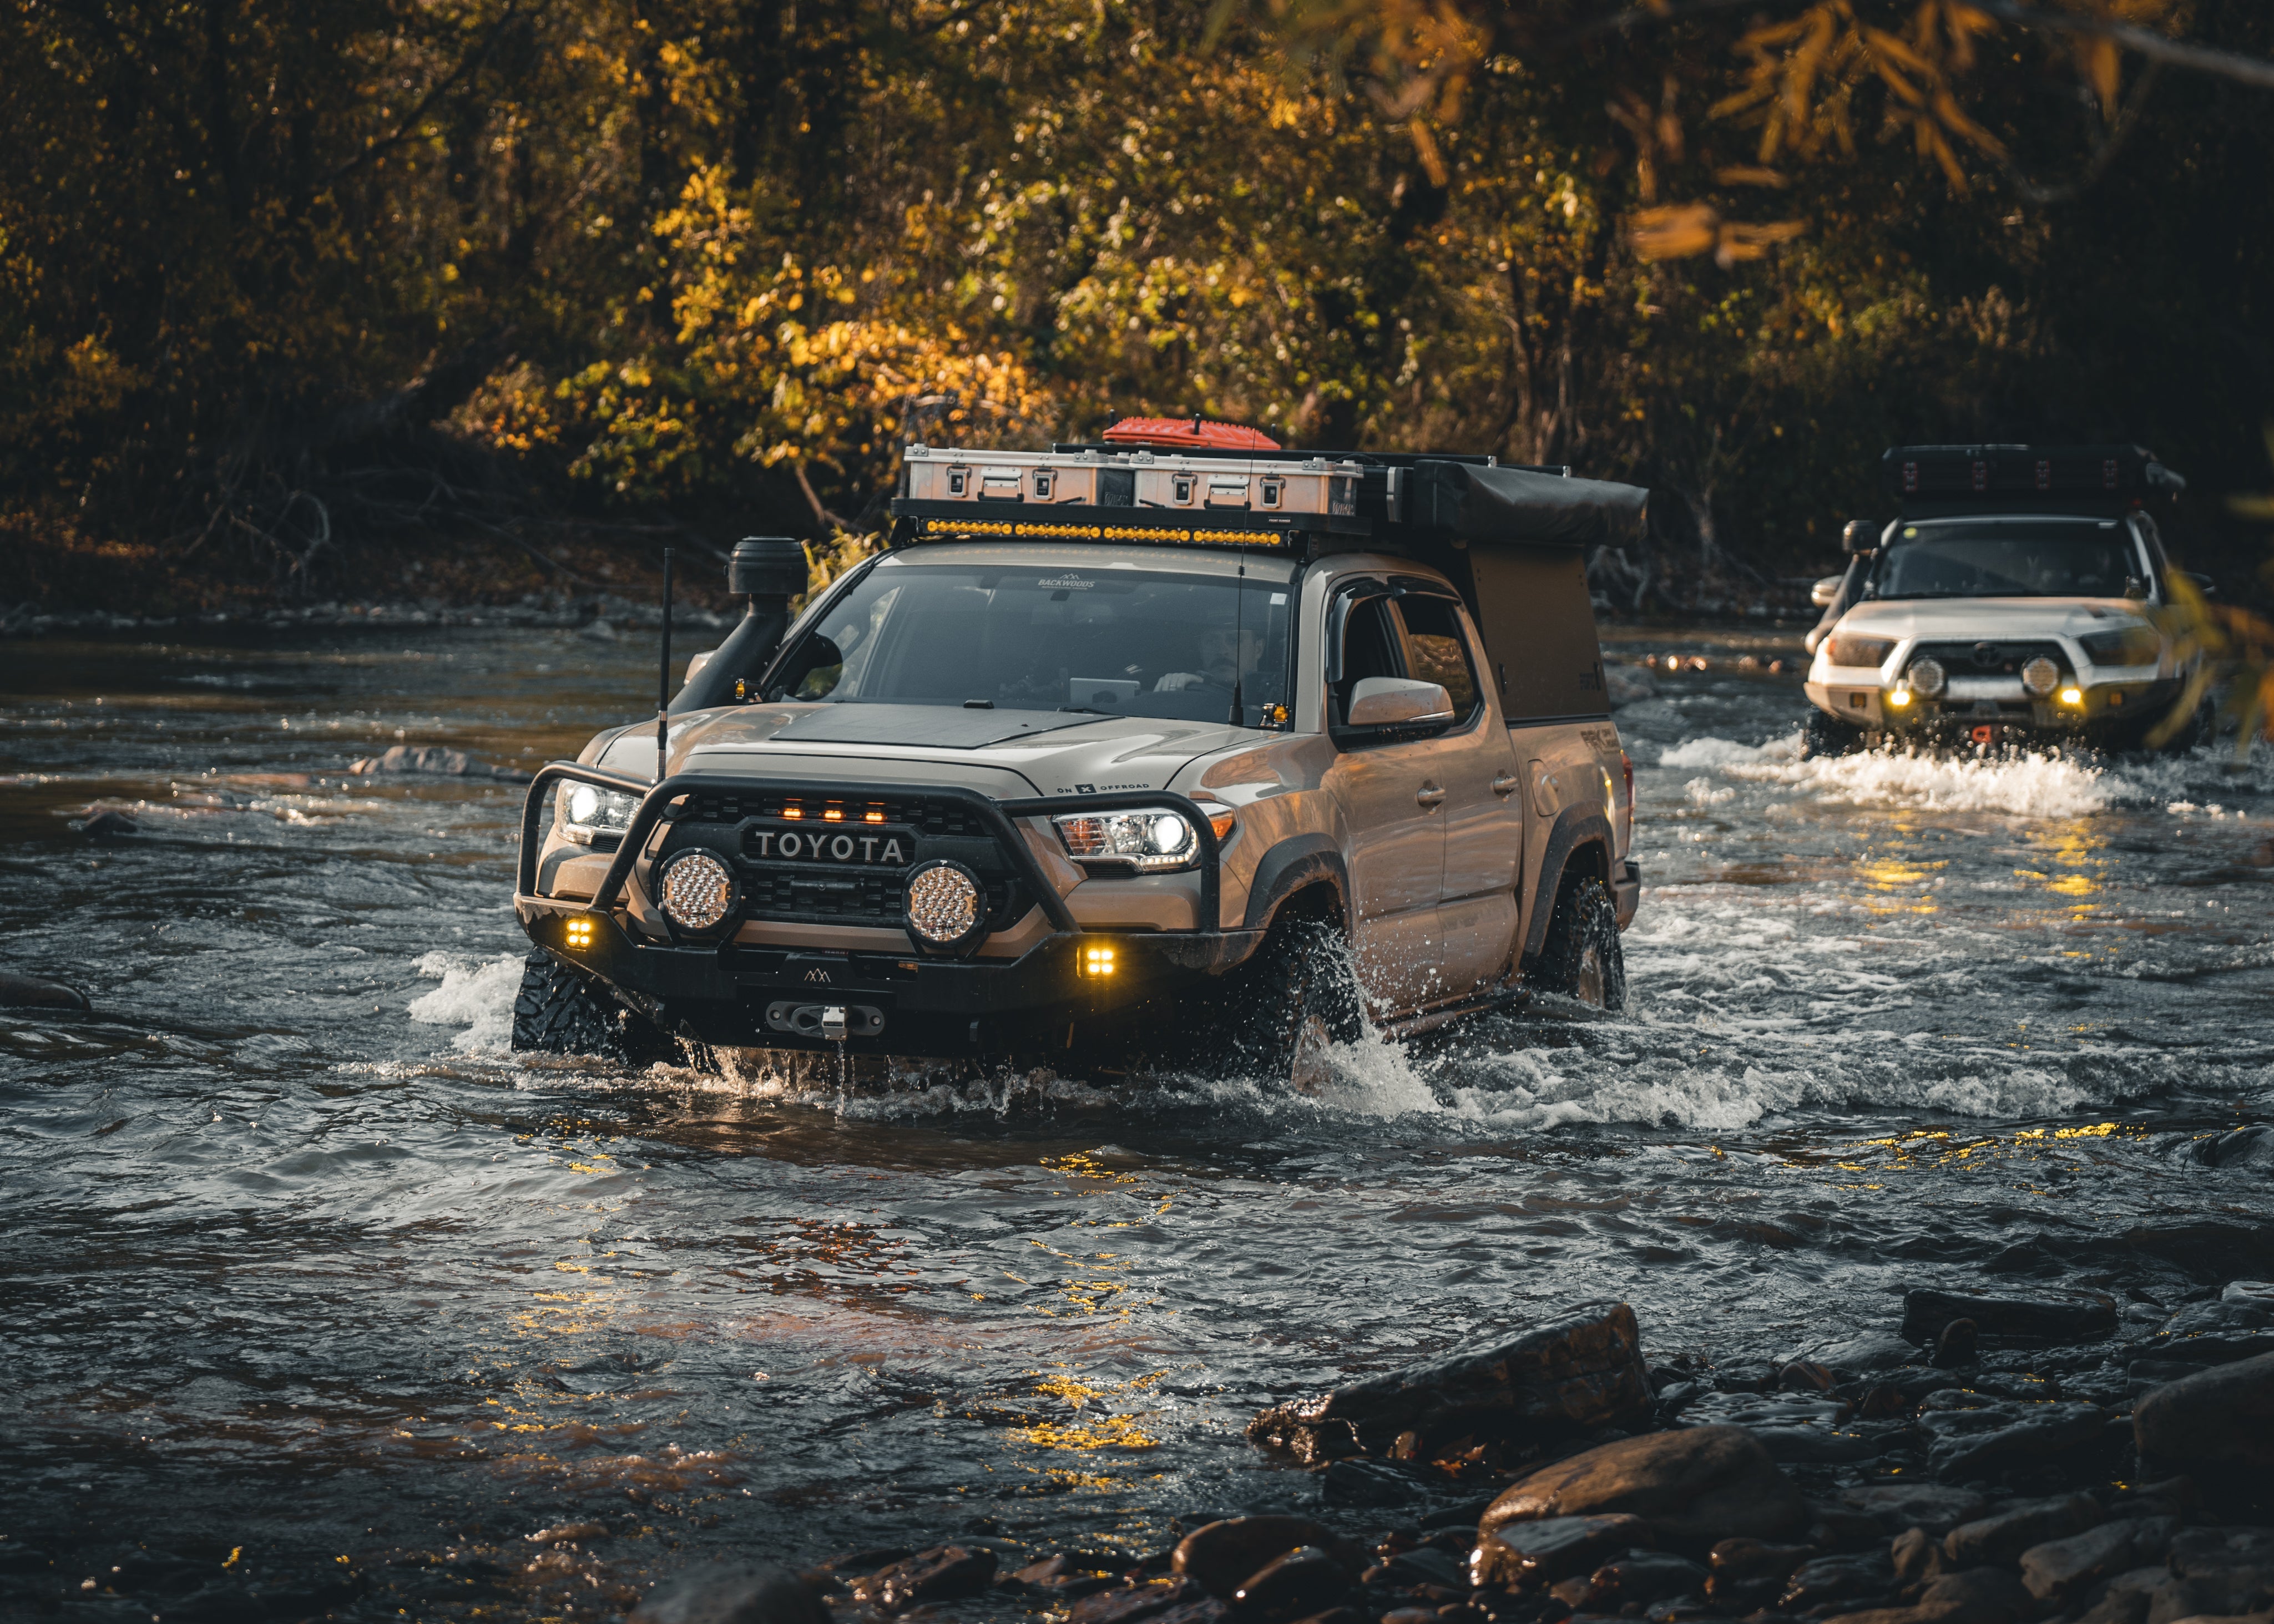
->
xmin=1607 ymin=667 xmax=1660 ymax=706
xmin=2023 ymin=1521 xmax=2181 ymax=1605
xmin=0 ymin=970 xmax=92 ymax=1011
xmin=1072 ymin=1578 xmax=1206 ymax=1623
xmin=1479 ymin=1426 xmax=1809 ymax=1554
xmin=2191 ymin=1129 xmax=2274 ymax=1169
xmin=1710 ymin=1540 xmax=1812 ymax=1587
xmin=73 ymin=809 xmax=139 ymax=839
xmin=2075 ymin=1566 xmax=2186 ymax=1624
xmin=1012 ymin=1556 xmax=1118 ymax=1600
xmin=1943 ymin=1493 xmax=2103 ymax=1567
xmin=1821 ymin=1567 xmax=2033 ymax=1624
xmin=579 ymin=618 xmax=621 ymax=641
xmin=1149 ymin=1601 xmax=1233 ymax=1624
xmin=2141 ymin=1299 xmax=2274 ymax=1364
xmin=1174 ymin=1517 xmax=1333 ymax=1600
xmin=1679 ymin=1389 xmax=1879 ymax=1464
xmin=1892 ymin=1529 xmax=1945 ymax=1587
xmin=1916 ymin=1397 xmax=2108 ymax=1481
xmin=1901 ymin=1287 xmax=2118 ymax=1345
xmin=1233 ymin=1547 xmax=1350 ymax=1622
xmin=2135 ymin=1351 xmax=2274 ymax=1471
xmin=1472 ymin=1514 xmax=1654 ymax=1588
xmin=1840 ymin=1484 xmax=1989 ymax=1537
xmin=2225 ymin=1282 xmax=2274 ymax=1306
xmin=857 ymin=1546 xmax=998 ymax=1614
xmin=1318 ymin=1456 xmax=1425 ymax=1506
xmin=1385 ymin=1546 xmax=1465 ymax=1588
xmin=2166 ymin=1527 xmax=2274 ymax=1618
xmin=629 ymin=1561 xmax=830 ymax=1624
xmin=1932 ymin=1320 xmax=1979 ymax=1369
xmin=347 ymin=743 xmax=534 ymax=782
xmin=1780 ymin=1552 xmax=1895 ymax=1612
xmin=1810 ymin=1333 xmax=1919 ymax=1374
xmin=1591 ymin=1551 xmax=1710 ymax=1608
xmin=1247 ymin=1301 xmax=1651 ymax=1464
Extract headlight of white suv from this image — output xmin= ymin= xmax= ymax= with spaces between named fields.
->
xmin=557 ymin=782 xmax=641 ymax=846
xmin=1053 ymin=808 xmax=1200 ymax=873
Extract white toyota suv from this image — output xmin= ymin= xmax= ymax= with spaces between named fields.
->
xmin=1802 ymin=444 xmax=2203 ymax=756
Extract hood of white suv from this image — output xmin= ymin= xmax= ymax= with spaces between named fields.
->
xmin=1833 ymin=596 xmax=2147 ymax=642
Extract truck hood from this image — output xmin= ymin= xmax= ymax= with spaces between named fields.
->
xmin=594 ymin=702 xmax=1252 ymax=798
xmin=1835 ymin=596 xmax=2149 ymax=643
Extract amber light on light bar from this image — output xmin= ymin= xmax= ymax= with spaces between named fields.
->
xmin=1077 ymin=945 xmax=1118 ymax=978
xmin=564 ymin=916 xmax=597 ymax=949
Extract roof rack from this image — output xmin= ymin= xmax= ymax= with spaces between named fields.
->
xmin=889 ymin=443 xmax=1643 ymax=560
xmin=1883 ymin=443 xmax=2185 ymax=518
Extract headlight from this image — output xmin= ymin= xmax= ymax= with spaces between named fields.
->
xmin=2079 ymin=625 xmax=2161 ymax=666
xmin=905 ymin=860 xmax=985 ymax=947
xmin=1052 ymin=808 xmax=1199 ymax=873
xmin=1825 ymin=635 xmax=1895 ymax=670
xmin=1907 ymin=656 xmax=1947 ymax=698
xmin=2020 ymin=656 xmax=2061 ymax=698
xmin=558 ymin=782 xmax=641 ymax=846
xmin=657 ymin=849 xmax=737 ymax=930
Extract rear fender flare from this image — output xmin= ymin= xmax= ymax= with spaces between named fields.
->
xmin=1522 ymin=808 xmax=1615 ymax=962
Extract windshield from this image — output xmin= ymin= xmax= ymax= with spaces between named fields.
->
xmin=765 ymin=558 xmax=1296 ymax=727
xmin=1868 ymin=519 xmax=2142 ymax=600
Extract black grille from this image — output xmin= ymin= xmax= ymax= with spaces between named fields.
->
xmin=666 ymin=788 xmax=1026 ymax=930
xmin=1909 ymin=640 xmax=2071 ymax=677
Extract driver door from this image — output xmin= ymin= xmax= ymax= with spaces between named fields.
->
xmin=1321 ymin=593 xmax=1443 ymax=1013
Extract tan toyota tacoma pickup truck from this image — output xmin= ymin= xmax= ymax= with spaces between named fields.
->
xmin=509 ymin=432 xmax=1647 ymax=1087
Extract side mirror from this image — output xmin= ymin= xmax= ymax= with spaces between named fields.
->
xmin=2124 ymin=576 xmax=2150 ymax=601
xmin=1841 ymin=520 xmax=1880 ymax=554
xmin=2185 ymin=570 xmax=2217 ymax=598
xmin=1810 ymin=575 xmax=1845 ymax=609
xmin=1347 ymin=676 xmax=1454 ymax=728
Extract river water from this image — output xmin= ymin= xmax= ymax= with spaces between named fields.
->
xmin=4 ymin=625 xmax=2271 ymax=1622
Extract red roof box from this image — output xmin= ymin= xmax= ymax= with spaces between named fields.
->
xmin=1101 ymin=416 xmax=1281 ymax=452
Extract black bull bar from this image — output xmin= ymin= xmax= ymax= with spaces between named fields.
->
xmin=514 ymin=763 xmax=1245 ymax=1050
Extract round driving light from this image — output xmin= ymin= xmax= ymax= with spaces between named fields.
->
xmin=2020 ymin=656 xmax=2061 ymax=697
xmin=905 ymin=860 xmax=984 ymax=948
xmin=658 ymin=849 xmax=737 ymax=931
xmin=1908 ymin=656 xmax=1947 ymax=698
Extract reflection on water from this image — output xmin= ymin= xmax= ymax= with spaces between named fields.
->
xmin=2 ymin=626 xmax=2272 ymax=1621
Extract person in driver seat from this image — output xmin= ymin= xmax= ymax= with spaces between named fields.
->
xmin=1155 ymin=625 xmax=1262 ymax=692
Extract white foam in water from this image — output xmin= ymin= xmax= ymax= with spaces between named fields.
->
xmin=1664 ymin=732 xmax=2118 ymax=818
xmin=407 ymin=951 xmax=525 ymax=1051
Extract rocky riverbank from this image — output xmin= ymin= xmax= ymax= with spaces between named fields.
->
xmin=624 ymin=1286 xmax=2273 ymax=1624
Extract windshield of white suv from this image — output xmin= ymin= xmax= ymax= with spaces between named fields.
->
xmin=765 ymin=558 xmax=1296 ymax=726
xmin=1868 ymin=519 xmax=2141 ymax=600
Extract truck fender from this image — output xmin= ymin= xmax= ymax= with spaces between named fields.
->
xmin=1522 ymin=808 xmax=1616 ymax=962
xmin=1241 ymin=834 xmax=1350 ymax=934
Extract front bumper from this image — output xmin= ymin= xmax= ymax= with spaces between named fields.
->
xmin=1807 ymin=676 xmax=2182 ymax=738
xmin=514 ymin=898 xmax=1261 ymax=1054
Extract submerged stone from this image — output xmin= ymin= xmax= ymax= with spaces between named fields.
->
xmin=1479 ymin=1426 xmax=1808 ymax=1555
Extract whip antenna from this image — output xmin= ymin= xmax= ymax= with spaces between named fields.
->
xmin=657 ymin=548 xmax=673 ymax=782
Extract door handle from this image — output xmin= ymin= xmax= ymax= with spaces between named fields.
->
xmin=1491 ymin=773 xmax=1520 ymax=798
xmin=1416 ymin=785 xmax=1447 ymax=808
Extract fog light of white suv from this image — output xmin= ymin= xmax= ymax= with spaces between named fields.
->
xmin=906 ymin=860 xmax=985 ymax=947
xmin=1887 ymin=687 xmax=1914 ymax=709
xmin=2059 ymin=685 xmax=2085 ymax=706
xmin=657 ymin=849 xmax=737 ymax=931
xmin=2021 ymin=656 xmax=2062 ymax=698
xmin=559 ymin=782 xmax=641 ymax=846
xmin=1907 ymin=657 xmax=1947 ymax=699
xmin=1052 ymin=808 xmax=1200 ymax=873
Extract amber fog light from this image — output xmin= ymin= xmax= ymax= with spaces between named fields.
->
xmin=658 ymin=849 xmax=737 ymax=931
xmin=906 ymin=860 xmax=984 ymax=949
xmin=563 ymin=915 xmax=598 ymax=950
xmin=2021 ymin=656 xmax=2061 ymax=698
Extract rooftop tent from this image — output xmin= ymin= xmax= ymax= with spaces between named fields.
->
xmin=1406 ymin=460 xmax=1650 ymax=725
xmin=1406 ymin=460 xmax=1651 ymax=549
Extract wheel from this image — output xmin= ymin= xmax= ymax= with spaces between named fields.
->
xmin=1800 ymin=709 xmax=1864 ymax=760
xmin=509 ymin=950 xmax=682 ymax=1064
xmin=1212 ymin=915 xmax=1366 ymax=1092
xmin=1533 ymin=874 xmax=1627 ymax=1012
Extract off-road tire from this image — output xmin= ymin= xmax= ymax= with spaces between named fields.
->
xmin=1800 ymin=709 xmax=1865 ymax=760
xmin=509 ymin=950 xmax=681 ymax=1064
xmin=1533 ymin=874 xmax=1627 ymax=1012
xmin=1205 ymin=916 xmax=1366 ymax=1092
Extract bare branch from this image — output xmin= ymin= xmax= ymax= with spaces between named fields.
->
xmin=310 ymin=0 xmax=525 ymax=194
